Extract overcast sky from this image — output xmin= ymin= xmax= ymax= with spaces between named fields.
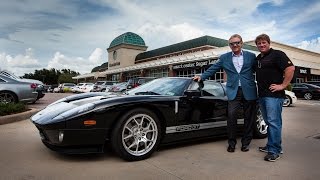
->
xmin=0 ymin=0 xmax=320 ymax=76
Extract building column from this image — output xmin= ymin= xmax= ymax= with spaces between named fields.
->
xmin=168 ymin=65 xmax=175 ymax=77
xmin=120 ymin=72 xmax=125 ymax=82
xmin=140 ymin=69 xmax=145 ymax=77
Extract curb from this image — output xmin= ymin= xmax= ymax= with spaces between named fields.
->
xmin=0 ymin=108 xmax=40 ymax=125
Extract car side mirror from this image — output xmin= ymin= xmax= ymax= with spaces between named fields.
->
xmin=184 ymin=90 xmax=201 ymax=97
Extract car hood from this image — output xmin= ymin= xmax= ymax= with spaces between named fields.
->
xmin=31 ymin=92 xmax=121 ymax=125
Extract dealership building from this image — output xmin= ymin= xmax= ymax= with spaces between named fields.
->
xmin=73 ymin=32 xmax=320 ymax=83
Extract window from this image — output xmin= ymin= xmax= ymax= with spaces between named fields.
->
xmin=111 ymin=74 xmax=120 ymax=81
xmin=126 ymin=71 xmax=141 ymax=81
xmin=202 ymin=81 xmax=225 ymax=97
xmin=190 ymin=81 xmax=225 ymax=97
xmin=146 ymin=68 xmax=169 ymax=78
xmin=176 ymin=68 xmax=224 ymax=82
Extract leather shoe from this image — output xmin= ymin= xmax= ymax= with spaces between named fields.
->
xmin=227 ymin=146 xmax=235 ymax=153
xmin=241 ymin=146 xmax=249 ymax=152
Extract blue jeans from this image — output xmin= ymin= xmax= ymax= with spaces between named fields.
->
xmin=259 ymin=97 xmax=284 ymax=155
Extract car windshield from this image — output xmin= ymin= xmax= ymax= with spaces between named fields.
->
xmin=127 ymin=78 xmax=190 ymax=96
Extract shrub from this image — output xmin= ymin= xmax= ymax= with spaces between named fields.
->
xmin=0 ymin=103 xmax=27 ymax=116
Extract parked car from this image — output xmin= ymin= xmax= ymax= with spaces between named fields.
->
xmin=292 ymin=83 xmax=320 ymax=100
xmin=283 ymin=90 xmax=297 ymax=107
xmin=31 ymin=77 xmax=267 ymax=161
xmin=126 ymin=77 xmax=156 ymax=89
xmin=53 ymin=86 xmax=61 ymax=93
xmin=81 ymin=84 xmax=94 ymax=93
xmin=0 ymin=74 xmax=38 ymax=104
xmin=72 ymin=83 xmax=84 ymax=93
xmin=108 ymin=82 xmax=128 ymax=93
xmin=72 ymin=83 xmax=94 ymax=93
xmin=92 ymin=81 xmax=118 ymax=92
xmin=43 ymin=85 xmax=51 ymax=92
xmin=47 ymin=84 xmax=59 ymax=93
xmin=306 ymin=81 xmax=320 ymax=87
xmin=59 ymin=83 xmax=76 ymax=93
xmin=0 ymin=70 xmax=45 ymax=101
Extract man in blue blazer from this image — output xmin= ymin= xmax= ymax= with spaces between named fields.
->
xmin=193 ymin=34 xmax=257 ymax=152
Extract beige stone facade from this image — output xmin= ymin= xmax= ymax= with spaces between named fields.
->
xmin=107 ymin=44 xmax=147 ymax=70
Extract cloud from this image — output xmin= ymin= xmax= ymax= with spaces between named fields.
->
xmin=270 ymin=0 xmax=285 ymax=6
xmin=47 ymin=48 xmax=105 ymax=74
xmin=0 ymin=48 xmax=42 ymax=76
xmin=297 ymin=37 xmax=320 ymax=53
xmin=286 ymin=2 xmax=320 ymax=28
xmin=0 ymin=48 xmax=105 ymax=76
xmin=137 ymin=22 xmax=205 ymax=49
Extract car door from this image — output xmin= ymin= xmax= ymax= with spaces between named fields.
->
xmin=189 ymin=81 xmax=228 ymax=123
xmin=175 ymin=80 xmax=228 ymax=134
xmin=292 ymin=84 xmax=308 ymax=97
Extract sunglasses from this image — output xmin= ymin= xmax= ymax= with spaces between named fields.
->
xmin=229 ymin=41 xmax=242 ymax=46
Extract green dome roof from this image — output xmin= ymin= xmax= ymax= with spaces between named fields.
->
xmin=109 ymin=32 xmax=146 ymax=48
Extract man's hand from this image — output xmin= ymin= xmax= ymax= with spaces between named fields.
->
xmin=269 ymin=84 xmax=285 ymax=92
xmin=193 ymin=75 xmax=201 ymax=82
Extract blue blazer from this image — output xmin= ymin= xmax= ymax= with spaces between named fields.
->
xmin=201 ymin=51 xmax=257 ymax=100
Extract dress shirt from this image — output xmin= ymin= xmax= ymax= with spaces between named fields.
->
xmin=232 ymin=51 xmax=243 ymax=86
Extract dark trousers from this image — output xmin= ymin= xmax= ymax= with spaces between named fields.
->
xmin=227 ymin=88 xmax=256 ymax=148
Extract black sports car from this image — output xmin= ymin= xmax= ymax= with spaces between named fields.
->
xmin=31 ymin=77 xmax=267 ymax=161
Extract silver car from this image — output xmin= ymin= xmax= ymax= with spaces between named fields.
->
xmin=0 ymin=70 xmax=45 ymax=100
xmin=0 ymin=74 xmax=38 ymax=103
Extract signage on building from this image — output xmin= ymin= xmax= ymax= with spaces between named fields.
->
xmin=299 ymin=69 xmax=307 ymax=74
xmin=172 ymin=59 xmax=219 ymax=70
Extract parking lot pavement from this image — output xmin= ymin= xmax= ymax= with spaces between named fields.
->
xmin=27 ymin=92 xmax=71 ymax=110
xmin=0 ymin=95 xmax=319 ymax=179
xmin=295 ymin=99 xmax=320 ymax=106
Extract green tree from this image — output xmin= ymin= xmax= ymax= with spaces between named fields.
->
xmin=92 ymin=62 xmax=108 ymax=72
xmin=22 ymin=68 xmax=79 ymax=85
xmin=58 ymin=73 xmax=73 ymax=83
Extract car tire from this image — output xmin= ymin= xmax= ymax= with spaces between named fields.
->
xmin=283 ymin=95 xmax=291 ymax=107
xmin=253 ymin=106 xmax=268 ymax=139
xmin=111 ymin=108 xmax=161 ymax=161
xmin=304 ymin=92 xmax=313 ymax=100
xmin=0 ymin=91 xmax=18 ymax=103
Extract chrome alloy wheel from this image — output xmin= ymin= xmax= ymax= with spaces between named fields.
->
xmin=122 ymin=113 xmax=158 ymax=156
xmin=0 ymin=92 xmax=16 ymax=104
xmin=304 ymin=93 xmax=312 ymax=100
xmin=283 ymin=95 xmax=291 ymax=107
xmin=256 ymin=108 xmax=268 ymax=135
